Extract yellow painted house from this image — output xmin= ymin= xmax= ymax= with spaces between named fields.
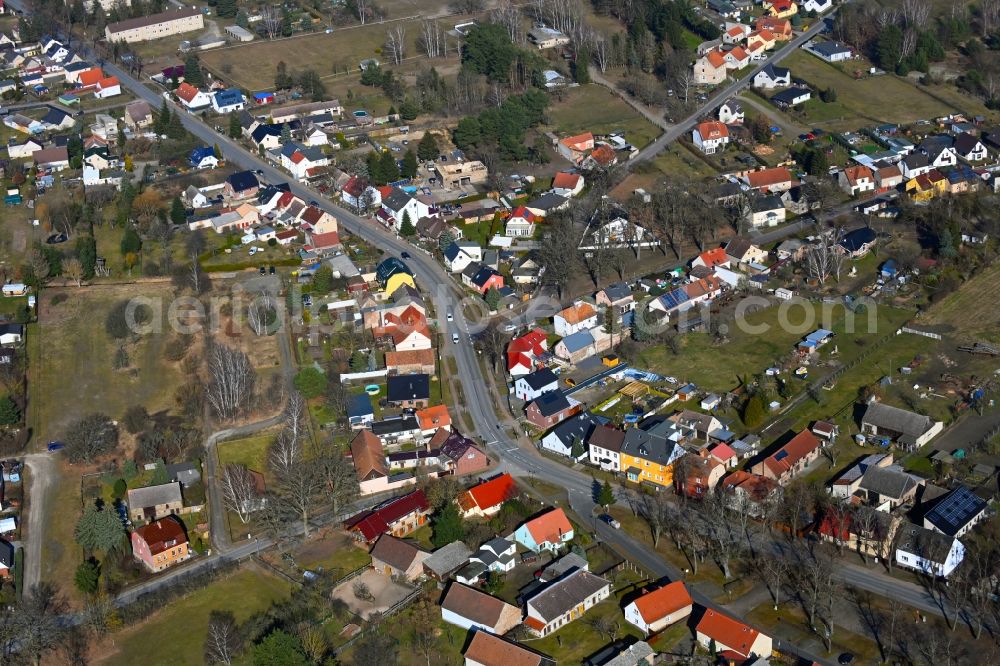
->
xmin=383 ymin=272 xmax=415 ymax=294
xmin=765 ymin=0 xmax=798 ymax=18
xmin=618 ymin=420 xmax=692 ymax=489
xmin=905 ymin=170 xmax=948 ymax=202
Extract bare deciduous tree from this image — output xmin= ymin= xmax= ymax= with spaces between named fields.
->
xmin=247 ymin=289 xmax=275 ymax=336
xmin=260 ymin=5 xmax=282 ymax=39
xmin=205 ymin=344 xmax=256 ymax=421
xmin=385 ymin=26 xmax=406 ymax=65
xmin=491 ymin=0 xmax=524 ymax=44
xmin=220 ymin=463 xmax=259 ymax=524
xmin=806 ymin=230 xmax=845 ymax=286
xmin=418 ymin=20 xmax=445 ymax=58
xmin=63 ymin=258 xmax=84 ymax=286
xmin=204 ymin=610 xmax=241 ymax=665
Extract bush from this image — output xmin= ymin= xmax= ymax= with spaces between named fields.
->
xmin=50 ymin=293 xmax=67 ymax=306
xmin=112 ymin=479 xmax=127 ymax=499
xmin=293 ymin=367 xmax=327 ymax=399
xmin=65 ymin=413 xmax=119 ymax=463
xmin=122 ymin=405 xmax=149 ymax=434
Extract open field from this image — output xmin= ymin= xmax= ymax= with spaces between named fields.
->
xmin=200 ymin=13 xmax=474 ymax=92
xmin=545 ymin=84 xmax=661 ymax=149
xmin=99 ymin=566 xmax=294 ymax=666
xmin=29 ymin=284 xmax=186 ymax=441
xmin=783 ymin=51 xmax=966 ymax=128
xmin=634 ymin=301 xmax=913 ymax=395
xmin=29 ymin=285 xmax=191 ymax=602
xmin=919 ymin=262 xmax=1000 ymax=339
xmin=217 ymin=432 xmax=276 ymax=480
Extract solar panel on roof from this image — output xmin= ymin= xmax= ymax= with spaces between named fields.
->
xmin=774 ymin=450 xmax=788 ymax=461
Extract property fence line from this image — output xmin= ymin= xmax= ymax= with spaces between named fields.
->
xmin=250 ymin=553 xmax=302 ymax=587
xmin=331 ymin=585 xmax=423 ymax=656
xmin=900 ymin=326 xmax=943 ymax=340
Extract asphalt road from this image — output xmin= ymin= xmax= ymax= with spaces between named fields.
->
xmin=11 ymin=20 xmax=936 ymax=663
xmin=632 ymin=16 xmax=835 ymax=164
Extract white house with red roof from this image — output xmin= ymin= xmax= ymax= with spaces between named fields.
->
xmin=696 ymin=609 xmax=772 ymax=660
xmin=691 ymin=247 xmax=731 ymax=270
xmin=94 ymin=76 xmax=121 ymax=99
xmin=301 ymin=206 xmax=340 ymax=252
xmin=341 ymin=176 xmax=382 ymax=212
xmin=513 ymin=507 xmax=573 ymax=553
xmin=457 ymin=473 xmax=516 ymax=518
xmin=505 ymin=206 xmax=539 ymax=237
xmin=624 ymin=581 xmax=693 ymax=635
xmin=557 ymin=132 xmax=594 ymax=165
xmin=723 ymin=22 xmax=751 ymax=44
xmin=279 ymin=143 xmax=330 ymax=181
xmin=693 ymin=121 xmax=730 ymax=155
xmin=552 ymin=172 xmax=584 ymax=198
xmin=506 ymin=328 xmax=548 ymax=376
xmin=709 ymin=443 xmax=739 ymax=468
xmin=174 ymin=82 xmax=211 ymax=110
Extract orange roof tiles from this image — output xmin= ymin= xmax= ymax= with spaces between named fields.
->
xmin=696 ymin=121 xmax=729 ymax=141
xmin=763 ymin=430 xmax=820 ymax=477
xmin=728 ymin=46 xmax=749 ymax=61
xmin=77 ymin=68 xmax=103 ymax=86
xmin=175 ymin=82 xmax=200 ymax=103
xmin=560 ymin=132 xmax=593 ymax=150
xmin=696 ymin=247 xmax=730 ymax=267
xmin=416 ymin=405 xmax=451 ymax=431
xmin=706 ymin=50 xmax=727 ymax=68
xmin=524 ymin=507 xmax=572 ymax=545
xmin=589 ymin=144 xmax=617 ymax=166
xmin=552 ymin=172 xmax=581 ymax=189
xmin=461 ymin=473 xmax=516 ymax=513
xmin=632 ymin=581 xmax=693 ymax=624
xmin=745 ymin=166 xmax=793 ymax=189
xmin=843 ymin=165 xmax=873 ymax=185
xmin=557 ymin=302 xmax=597 ymax=325
xmin=696 ymin=609 xmax=762 ymax=658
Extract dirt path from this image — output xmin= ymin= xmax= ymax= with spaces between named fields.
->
xmin=21 ymin=452 xmax=56 ymax=594
xmin=736 ymin=93 xmax=809 ymax=137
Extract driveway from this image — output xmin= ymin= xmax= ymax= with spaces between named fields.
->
xmin=21 ymin=452 xmax=56 ymax=593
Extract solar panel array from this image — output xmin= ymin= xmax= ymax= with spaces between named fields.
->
xmin=927 ymin=487 xmax=986 ymax=536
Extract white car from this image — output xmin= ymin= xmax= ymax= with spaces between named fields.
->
xmin=446 ymin=310 xmax=454 ymax=322
xmin=452 ymin=333 xmax=459 ymax=344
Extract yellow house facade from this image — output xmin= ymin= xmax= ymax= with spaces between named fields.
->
xmin=766 ymin=0 xmax=798 ymax=18
xmin=384 ymin=272 xmax=416 ymax=294
xmin=618 ymin=420 xmax=692 ymax=490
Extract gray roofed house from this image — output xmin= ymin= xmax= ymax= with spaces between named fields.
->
xmin=620 ymin=423 xmax=687 ymax=468
xmin=525 ymin=192 xmax=568 ymax=214
xmin=166 ymin=462 xmax=201 ymax=488
xmin=422 ymin=540 xmax=473 ymax=579
xmin=381 ymin=187 xmax=413 ymax=212
xmin=525 ymin=569 xmax=611 ymax=635
xmin=126 ymin=482 xmax=184 ymax=522
xmin=859 ymin=465 xmax=919 ymax=507
xmin=861 ymin=401 xmax=942 ymax=449
xmin=0 ymin=539 xmax=13 ymax=571
xmin=538 ymin=551 xmax=589 ymax=582
xmin=541 ymin=411 xmax=604 ymax=457
xmin=594 ymin=641 xmax=655 ymax=666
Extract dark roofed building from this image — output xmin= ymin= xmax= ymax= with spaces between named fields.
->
xmin=922 ymin=485 xmax=988 ymax=537
xmin=861 ymin=401 xmax=942 ymax=449
xmin=386 ymin=373 xmax=430 ymax=408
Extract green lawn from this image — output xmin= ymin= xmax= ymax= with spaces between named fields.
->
xmin=104 ymin=568 xmax=294 ymax=666
xmin=651 ymin=144 xmax=719 ymax=179
xmin=217 ymin=433 xmax=276 ymax=480
xmin=546 ymin=84 xmax=662 ymax=149
xmin=785 ymin=51 xmax=959 ymax=127
xmin=747 ymin=603 xmax=882 ymax=664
